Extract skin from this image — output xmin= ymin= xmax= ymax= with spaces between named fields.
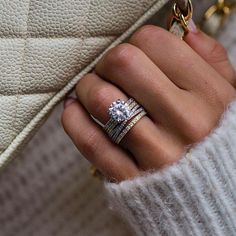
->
xmin=62 ymin=23 xmax=236 ymax=182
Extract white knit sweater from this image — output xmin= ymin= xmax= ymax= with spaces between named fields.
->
xmin=105 ymin=99 xmax=236 ymax=236
xmin=0 ymin=8 xmax=235 ymax=236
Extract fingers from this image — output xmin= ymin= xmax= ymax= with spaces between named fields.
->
xmin=95 ymin=43 xmax=185 ymax=125
xmin=129 ymin=25 xmax=233 ymax=97
xmin=62 ymin=24 xmax=235 ymax=182
xmin=76 ymin=73 xmax=128 ymax=124
xmin=61 ymin=99 xmax=140 ymax=182
xmin=94 ymin=41 xmax=222 ymax=139
xmin=76 ymin=73 xmax=184 ymax=169
xmin=185 ymin=20 xmax=236 ymax=88
xmin=124 ymin=120 xmax=185 ymax=169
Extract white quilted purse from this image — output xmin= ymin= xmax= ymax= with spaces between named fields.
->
xmin=1 ymin=0 xmax=175 ymax=169
xmin=1 ymin=0 xmax=234 ymax=169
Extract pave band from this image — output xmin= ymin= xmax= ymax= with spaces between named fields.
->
xmin=115 ymin=110 xmax=147 ymax=144
xmin=104 ymin=98 xmax=147 ymax=144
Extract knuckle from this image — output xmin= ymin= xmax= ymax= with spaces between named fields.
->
xmin=206 ymin=85 xmax=234 ymax=112
xmin=208 ymin=41 xmax=228 ymax=64
xmin=76 ymin=73 xmax=94 ymax=94
xmin=88 ymin=85 xmax=110 ymax=116
xmin=130 ymin=25 xmax=163 ymax=45
xmin=79 ymin=130 xmax=100 ymax=157
xmin=224 ymin=66 xmax=236 ymax=86
xmin=186 ymin=118 xmax=211 ymax=142
xmin=105 ymin=43 xmax=137 ymax=69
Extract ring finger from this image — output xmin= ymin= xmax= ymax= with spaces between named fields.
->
xmin=76 ymin=73 xmax=184 ymax=169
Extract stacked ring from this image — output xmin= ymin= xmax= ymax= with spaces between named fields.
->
xmin=104 ymin=98 xmax=147 ymax=144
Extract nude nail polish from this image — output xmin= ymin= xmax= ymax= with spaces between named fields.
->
xmin=64 ymin=97 xmax=76 ymax=108
xmin=188 ymin=19 xmax=198 ymax=34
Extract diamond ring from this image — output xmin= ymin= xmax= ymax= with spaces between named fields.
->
xmin=104 ymin=98 xmax=147 ymax=144
xmin=108 ymin=99 xmax=131 ymax=122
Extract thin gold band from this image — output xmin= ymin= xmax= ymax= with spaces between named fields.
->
xmin=115 ymin=110 xmax=147 ymax=144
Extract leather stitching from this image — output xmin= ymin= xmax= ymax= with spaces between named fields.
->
xmin=11 ymin=0 xmax=32 ymax=144
xmin=0 ymin=35 xmax=118 ymax=39
xmin=0 ymin=93 xmax=55 ymax=97
xmin=0 ymin=0 xmax=169 ymax=166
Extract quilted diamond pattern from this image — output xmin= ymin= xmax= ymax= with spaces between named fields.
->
xmin=0 ymin=0 xmax=168 ymax=167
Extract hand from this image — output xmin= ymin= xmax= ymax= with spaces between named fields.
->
xmin=62 ymin=21 xmax=236 ymax=182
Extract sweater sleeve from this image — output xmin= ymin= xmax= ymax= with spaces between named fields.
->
xmin=104 ymin=100 xmax=236 ymax=236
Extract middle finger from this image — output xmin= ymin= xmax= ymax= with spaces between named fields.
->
xmin=95 ymin=43 xmax=184 ymax=125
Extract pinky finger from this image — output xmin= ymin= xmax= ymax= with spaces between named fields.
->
xmin=61 ymin=98 xmax=140 ymax=182
xmin=185 ymin=20 xmax=236 ymax=87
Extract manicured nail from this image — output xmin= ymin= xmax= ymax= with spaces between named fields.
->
xmin=64 ymin=97 xmax=76 ymax=108
xmin=188 ymin=19 xmax=198 ymax=34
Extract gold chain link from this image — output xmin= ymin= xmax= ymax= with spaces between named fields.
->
xmin=169 ymin=0 xmax=193 ymax=35
xmin=201 ymin=0 xmax=236 ymax=35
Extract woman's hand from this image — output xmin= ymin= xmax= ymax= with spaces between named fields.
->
xmin=62 ymin=21 xmax=236 ymax=182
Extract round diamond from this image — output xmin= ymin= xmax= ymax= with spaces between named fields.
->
xmin=108 ymin=99 xmax=130 ymax=122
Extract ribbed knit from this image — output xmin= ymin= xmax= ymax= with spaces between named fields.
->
xmin=105 ymin=99 xmax=236 ymax=236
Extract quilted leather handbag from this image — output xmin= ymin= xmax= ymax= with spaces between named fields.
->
xmin=1 ymin=0 xmax=234 ymax=170
xmin=0 ymin=0 xmax=172 ymax=169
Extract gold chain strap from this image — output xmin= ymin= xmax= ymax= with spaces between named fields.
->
xmin=169 ymin=0 xmax=193 ymax=34
xmin=168 ymin=0 xmax=193 ymax=38
xmin=169 ymin=0 xmax=236 ymax=37
xmin=201 ymin=0 xmax=236 ymax=35
xmin=175 ymin=0 xmax=189 ymax=14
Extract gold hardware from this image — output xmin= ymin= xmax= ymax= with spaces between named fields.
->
xmin=90 ymin=165 xmax=104 ymax=180
xmin=201 ymin=0 xmax=236 ymax=35
xmin=169 ymin=0 xmax=193 ymax=34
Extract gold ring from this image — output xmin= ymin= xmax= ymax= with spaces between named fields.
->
xmin=169 ymin=0 xmax=193 ymax=34
xmin=90 ymin=165 xmax=104 ymax=180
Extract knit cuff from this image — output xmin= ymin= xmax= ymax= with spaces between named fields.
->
xmin=105 ymin=100 xmax=236 ymax=236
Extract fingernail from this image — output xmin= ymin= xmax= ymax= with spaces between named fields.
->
xmin=188 ymin=19 xmax=198 ymax=34
xmin=64 ymin=97 xmax=76 ymax=108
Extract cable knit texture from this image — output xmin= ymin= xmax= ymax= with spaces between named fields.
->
xmin=0 ymin=3 xmax=235 ymax=236
xmin=105 ymin=99 xmax=236 ymax=236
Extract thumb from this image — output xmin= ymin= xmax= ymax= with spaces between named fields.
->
xmin=184 ymin=19 xmax=236 ymax=88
